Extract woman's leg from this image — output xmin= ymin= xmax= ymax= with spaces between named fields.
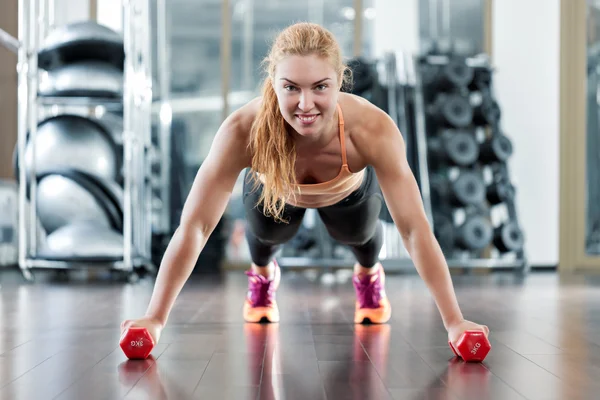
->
xmin=241 ymin=169 xmax=306 ymax=323
xmin=317 ymin=167 xmax=391 ymax=324
xmin=242 ymin=169 xmax=306 ymax=267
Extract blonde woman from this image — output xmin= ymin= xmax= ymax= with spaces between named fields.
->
xmin=121 ymin=22 xmax=489 ymax=350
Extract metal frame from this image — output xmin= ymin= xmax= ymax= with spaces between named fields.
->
xmin=559 ymin=0 xmax=600 ymax=272
xmin=414 ymin=52 xmax=529 ymax=274
xmin=11 ymin=0 xmax=155 ymax=281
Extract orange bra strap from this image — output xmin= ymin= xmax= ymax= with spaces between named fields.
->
xmin=337 ymin=103 xmax=347 ymax=166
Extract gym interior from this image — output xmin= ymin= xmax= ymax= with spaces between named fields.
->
xmin=0 ymin=0 xmax=598 ymax=399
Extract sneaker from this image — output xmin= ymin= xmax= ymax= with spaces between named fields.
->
xmin=243 ymin=260 xmax=281 ymax=323
xmin=352 ymin=262 xmax=391 ymax=324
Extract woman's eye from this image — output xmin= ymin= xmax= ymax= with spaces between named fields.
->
xmin=316 ymin=85 xmax=327 ymax=91
xmin=284 ymin=85 xmax=297 ymax=91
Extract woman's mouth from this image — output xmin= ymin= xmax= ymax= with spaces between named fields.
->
xmin=296 ymin=114 xmax=319 ymax=125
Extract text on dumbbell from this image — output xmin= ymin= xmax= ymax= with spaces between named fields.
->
xmin=471 ymin=342 xmax=481 ymax=354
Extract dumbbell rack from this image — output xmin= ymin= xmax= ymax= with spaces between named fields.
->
xmin=14 ymin=0 xmax=156 ymax=282
xmin=414 ymin=52 xmax=529 ymax=274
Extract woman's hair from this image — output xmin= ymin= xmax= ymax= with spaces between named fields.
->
xmin=248 ymin=22 xmax=351 ymax=223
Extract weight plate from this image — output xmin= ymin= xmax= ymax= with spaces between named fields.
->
xmin=494 ymin=222 xmax=524 ymax=253
xmin=450 ymin=171 xmax=486 ymax=207
xmin=480 ymin=134 xmax=513 ymax=164
xmin=442 ymin=58 xmax=474 ymax=89
xmin=439 ymin=94 xmax=473 ymax=128
xmin=457 ymin=215 xmax=493 ymax=250
xmin=487 ymin=180 xmax=515 ymax=205
xmin=434 ymin=213 xmax=455 ymax=253
xmin=443 ymin=131 xmax=479 ymax=166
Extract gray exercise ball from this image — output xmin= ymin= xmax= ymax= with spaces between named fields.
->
xmin=36 ymin=174 xmax=112 ymax=233
xmin=39 ymin=61 xmax=123 ymax=98
xmin=38 ymin=21 xmax=124 ymax=71
xmin=25 ymin=115 xmax=118 ymax=180
xmin=43 ymin=222 xmax=125 ymax=259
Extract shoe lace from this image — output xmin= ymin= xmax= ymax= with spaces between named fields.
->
xmin=353 ymin=272 xmax=383 ymax=309
xmin=245 ymin=271 xmax=275 ymax=307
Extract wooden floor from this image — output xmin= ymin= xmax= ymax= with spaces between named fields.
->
xmin=1 ymin=267 xmax=600 ymax=400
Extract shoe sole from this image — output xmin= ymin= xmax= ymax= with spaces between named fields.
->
xmin=243 ymin=302 xmax=280 ymax=323
xmin=354 ymin=298 xmax=391 ymax=324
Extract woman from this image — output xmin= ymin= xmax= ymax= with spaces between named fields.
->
xmin=121 ymin=22 xmax=489 ymax=348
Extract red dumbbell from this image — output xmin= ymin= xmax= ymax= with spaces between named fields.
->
xmin=120 ymin=326 xmax=155 ymax=359
xmin=448 ymin=330 xmax=491 ymax=362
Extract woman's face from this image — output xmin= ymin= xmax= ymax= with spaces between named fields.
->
xmin=273 ymin=54 xmax=340 ymax=139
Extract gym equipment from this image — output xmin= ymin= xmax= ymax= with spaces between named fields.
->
xmin=428 ymin=93 xmax=473 ymax=128
xmin=473 ymin=98 xmax=501 ymax=127
xmin=38 ymin=21 xmax=124 ymax=71
xmin=479 ymin=134 xmax=513 ymax=164
xmin=40 ymin=222 xmax=125 ymax=260
xmin=428 ymin=130 xmax=479 ymax=167
xmin=24 ymin=114 xmax=119 ymax=180
xmin=494 ymin=222 xmax=524 ymax=253
xmin=434 ymin=170 xmax=486 ymax=208
xmin=468 ymin=67 xmax=493 ymax=91
xmin=487 ymin=179 xmax=515 ymax=205
xmin=345 ymin=57 xmax=377 ymax=95
xmin=455 ymin=215 xmax=493 ymax=250
xmin=36 ymin=169 xmax=123 ymax=233
xmin=120 ymin=326 xmax=155 ymax=360
xmin=449 ymin=330 xmax=491 ymax=362
xmin=39 ymin=61 xmax=123 ymax=98
xmin=433 ymin=213 xmax=455 ymax=253
xmin=418 ymin=51 xmax=527 ymax=272
xmin=427 ymin=57 xmax=474 ymax=91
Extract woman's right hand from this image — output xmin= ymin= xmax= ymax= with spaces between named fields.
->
xmin=120 ymin=316 xmax=164 ymax=345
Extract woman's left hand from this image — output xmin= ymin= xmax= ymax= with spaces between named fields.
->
xmin=447 ymin=319 xmax=490 ymax=346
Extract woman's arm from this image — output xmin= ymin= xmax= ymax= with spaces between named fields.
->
xmin=142 ymin=107 xmax=253 ymax=326
xmin=357 ymin=108 xmax=475 ymax=332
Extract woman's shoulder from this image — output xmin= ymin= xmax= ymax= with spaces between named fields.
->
xmin=339 ymin=92 xmax=393 ymax=141
xmin=228 ymin=96 xmax=262 ymax=133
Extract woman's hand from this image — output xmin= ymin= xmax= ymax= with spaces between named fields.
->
xmin=447 ymin=319 xmax=490 ymax=346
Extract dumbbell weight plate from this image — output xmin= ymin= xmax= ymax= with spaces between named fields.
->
xmin=450 ymin=171 xmax=486 ymax=207
xmin=430 ymin=94 xmax=474 ymax=128
xmin=433 ymin=213 xmax=455 ymax=253
xmin=473 ymin=99 xmax=501 ymax=127
xmin=430 ymin=57 xmax=475 ymax=91
xmin=429 ymin=130 xmax=479 ymax=167
xmin=487 ymin=180 xmax=515 ymax=205
xmin=480 ymin=134 xmax=513 ymax=164
xmin=470 ymin=67 xmax=493 ymax=90
xmin=456 ymin=215 xmax=493 ymax=250
xmin=442 ymin=130 xmax=479 ymax=167
xmin=494 ymin=222 xmax=524 ymax=253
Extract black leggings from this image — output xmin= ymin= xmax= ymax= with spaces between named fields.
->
xmin=242 ymin=167 xmax=384 ymax=267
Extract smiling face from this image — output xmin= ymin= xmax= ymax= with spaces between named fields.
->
xmin=273 ymin=54 xmax=341 ymax=139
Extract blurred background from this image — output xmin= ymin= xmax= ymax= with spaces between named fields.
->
xmin=0 ymin=0 xmax=596 ymax=281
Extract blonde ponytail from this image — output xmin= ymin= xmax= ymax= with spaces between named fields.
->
xmin=248 ymin=78 xmax=297 ymax=223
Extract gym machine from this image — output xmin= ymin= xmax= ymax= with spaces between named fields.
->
xmin=6 ymin=0 xmax=164 ymax=282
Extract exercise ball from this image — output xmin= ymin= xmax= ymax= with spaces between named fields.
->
xmin=41 ymin=222 xmax=125 ymax=260
xmin=38 ymin=21 xmax=124 ymax=71
xmin=39 ymin=61 xmax=123 ymax=98
xmin=24 ymin=115 xmax=118 ymax=180
xmin=36 ymin=172 xmax=114 ymax=233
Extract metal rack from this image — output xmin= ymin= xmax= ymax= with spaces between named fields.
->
xmin=10 ymin=0 xmax=156 ymax=281
xmin=413 ymin=52 xmax=529 ymax=274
